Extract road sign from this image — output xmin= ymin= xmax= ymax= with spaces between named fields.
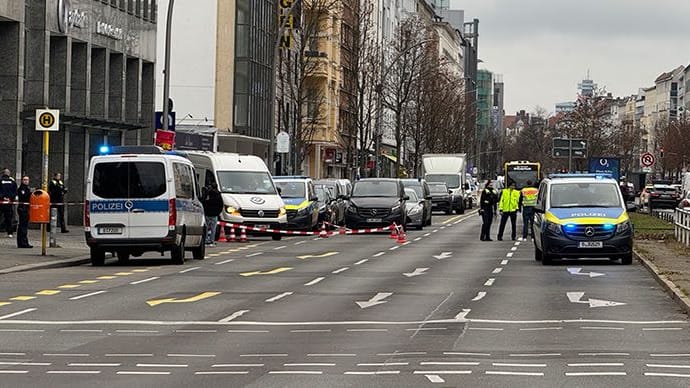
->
xmin=155 ymin=111 xmax=176 ymax=131
xmin=552 ymin=138 xmax=587 ymax=159
xmin=640 ymin=152 xmax=656 ymax=167
xmin=35 ymin=109 xmax=59 ymax=131
xmin=588 ymin=157 xmax=620 ymax=180
xmin=276 ymin=131 xmax=290 ymax=153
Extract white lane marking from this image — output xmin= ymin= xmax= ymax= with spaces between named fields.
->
xmin=106 ymin=354 xmax=154 ymax=357
xmin=501 ymin=259 xmax=509 ymax=265
xmin=486 ymin=371 xmax=544 ymax=376
xmin=284 ymin=363 xmax=335 ymax=367
xmin=69 ymin=291 xmax=107 ymax=300
xmin=579 ymin=353 xmax=630 ymax=356
xmin=269 ymin=371 xmax=323 ymax=375
xmin=580 ymin=326 xmax=624 ymax=330
xmin=378 ymin=352 xmax=427 ymax=356
xmin=568 ymin=363 xmax=625 ymax=367
xmin=358 ymin=362 xmax=408 ymax=366
xmin=514 ymin=241 xmax=521 ymax=246
xmin=389 ymin=246 xmax=399 ymax=251
xmin=44 ymin=354 xmax=90 ymax=357
xmin=492 ymin=268 xmax=503 ymax=274
xmin=469 ymin=327 xmax=503 ymax=331
xmin=295 ymin=241 xmax=307 ymax=245
xmin=506 ymin=252 xmax=514 ymax=258
xmin=414 ymin=237 xmax=422 ymax=242
xmin=137 ymin=363 xmax=188 ymax=368
xmin=60 ymin=329 xmax=103 ymax=333
xmin=0 ymin=371 xmax=28 ymax=374
xmin=313 ymin=238 xmax=320 ymax=241
xmin=308 ymin=354 xmax=357 ymax=357
xmin=432 ymin=229 xmax=439 ymax=233
xmin=484 ymin=278 xmax=495 ymax=286
xmin=440 ymin=226 xmax=446 ymax=230
xmin=167 ymin=354 xmax=215 ymax=358
xmin=345 ymin=371 xmax=400 ymax=375
xmin=643 ymin=327 xmax=684 ymax=331
xmin=212 ymin=363 xmax=264 ymax=367
xmin=493 ymin=363 xmax=547 ymax=367
xmin=47 ymin=371 xmax=101 ymax=374
xmin=116 ymin=330 xmax=159 ymax=333
xmin=402 ymin=241 xmax=411 ymax=246
xmin=304 ymin=277 xmax=325 ymax=286
xmin=373 ymin=252 xmax=385 ymax=257
xmin=650 ymin=354 xmax=690 ymax=357
xmin=266 ymin=292 xmax=293 ymax=303
xmin=332 ymin=267 xmax=349 ymax=274
xmin=565 ymin=372 xmax=627 ymax=376
xmin=240 ymin=354 xmax=288 ymax=357
xmin=0 ymin=353 xmax=25 ymax=356
xmin=195 ymin=371 xmax=250 ymax=375
xmin=179 ymin=267 xmax=200 ymax=273
xmin=405 ymin=327 xmax=447 ymax=332
xmin=472 ymin=291 xmax=486 ymax=302
xmin=413 ymin=370 xmax=472 ymax=375
xmin=444 ymin=352 xmax=490 ymax=357
xmin=354 ymin=259 xmax=368 ymax=265
xmin=0 ymin=329 xmax=44 ymax=332
xmin=520 ymin=327 xmax=562 ymax=331
xmin=215 ymin=259 xmax=235 ymax=265
xmin=646 ymin=364 xmax=690 ymax=369
xmin=273 ymin=245 xmax=287 ymax=250
xmin=0 ymin=308 xmax=37 ymax=320
xmin=219 ymin=310 xmax=250 ymax=323
xmin=117 ymin=371 xmax=171 ymax=375
xmin=130 ymin=277 xmax=159 ymax=285
xmin=426 ymin=375 xmax=445 ymax=383
xmin=69 ymin=363 xmax=121 ymax=367
xmin=511 ymin=247 xmax=517 ymax=251
xmin=0 ymin=362 xmax=51 ymax=366
xmin=347 ymin=328 xmax=388 ymax=332
xmin=644 ymin=372 xmax=690 ymax=378
xmin=228 ymin=330 xmax=269 ymax=333
xmin=246 ymin=252 xmax=263 ymax=258
xmin=424 ymin=233 xmax=431 ymax=237
xmin=290 ymin=329 xmax=331 ymax=333
xmin=510 ymin=353 xmax=561 ymax=357
xmin=421 ymin=362 xmax=481 ymax=366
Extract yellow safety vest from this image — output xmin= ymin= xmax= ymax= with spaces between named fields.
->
xmin=521 ymin=186 xmax=538 ymax=207
xmin=499 ymin=188 xmax=521 ymax=212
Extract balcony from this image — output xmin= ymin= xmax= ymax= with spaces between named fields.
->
xmin=304 ymin=51 xmax=329 ymax=79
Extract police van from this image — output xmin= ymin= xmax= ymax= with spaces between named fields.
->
xmin=85 ymin=146 xmax=206 ymax=266
xmin=533 ymin=174 xmax=636 ymax=265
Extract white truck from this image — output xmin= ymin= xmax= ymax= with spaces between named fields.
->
xmin=423 ymin=154 xmax=471 ymax=214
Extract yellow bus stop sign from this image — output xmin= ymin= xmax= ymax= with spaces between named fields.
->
xmin=35 ymin=109 xmax=59 ymax=131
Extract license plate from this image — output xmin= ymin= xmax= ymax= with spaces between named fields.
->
xmin=99 ymin=227 xmax=123 ymax=234
xmin=254 ymin=224 xmax=269 ymax=229
xmin=366 ymin=218 xmax=382 ymax=223
xmin=579 ymin=241 xmax=603 ymax=248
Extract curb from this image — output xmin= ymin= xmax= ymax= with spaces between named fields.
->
xmin=0 ymin=255 xmax=92 ymax=275
xmin=634 ymin=248 xmax=690 ymax=316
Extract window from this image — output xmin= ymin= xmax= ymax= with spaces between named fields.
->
xmin=93 ymin=162 xmax=166 ymax=199
xmin=173 ymin=163 xmax=194 ymax=199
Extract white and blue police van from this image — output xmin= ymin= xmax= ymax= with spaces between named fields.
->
xmin=84 ymin=145 xmax=206 ymax=265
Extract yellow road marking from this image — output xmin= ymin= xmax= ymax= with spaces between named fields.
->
xmin=146 ymin=291 xmax=221 ymax=307
xmin=132 ymin=269 xmax=149 ymax=273
xmin=208 ymin=254 xmax=222 ymax=257
xmin=10 ymin=296 xmax=36 ymax=301
xmin=0 ymin=302 xmax=11 ymax=307
xmin=97 ymin=276 xmax=117 ymax=280
xmin=297 ymin=252 xmax=339 ymax=260
xmin=36 ymin=290 xmax=61 ymax=296
xmin=58 ymin=284 xmax=80 ymax=289
xmin=79 ymin=280 xmax=99 ymax=284
xmin=114 ymin=272 xmax=133 ymax=276
xmin=240 ymin=267 xmax=292 ymax=277
xmin=442 ymin=215 xmax=463 ymax=224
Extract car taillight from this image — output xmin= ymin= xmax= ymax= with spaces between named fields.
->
xmin=84 ymin=200 xmax=90 ymax=231
xmin=168 ymin=198 xmax=176 ymax=230
xmin=651 ymin=193 xmax=660 ymax=197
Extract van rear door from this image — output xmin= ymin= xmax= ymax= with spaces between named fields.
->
xmin=125 ymin=159 xmax=169 ymax=239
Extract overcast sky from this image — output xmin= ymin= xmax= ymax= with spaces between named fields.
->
xmin=450 ymin=0 xmax=690 ymax=115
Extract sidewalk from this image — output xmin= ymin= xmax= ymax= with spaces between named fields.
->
xmin=0 ymin=225 xmax=91 ymax=274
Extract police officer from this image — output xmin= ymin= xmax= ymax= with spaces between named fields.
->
xmin=479 ymin=179 xmax=498 ymax=241
xmin=497 ymin=181 xmax=521 ymax=241
xmin=48 ymin=172 xmax=69 ymax=233
xmin=520 ymin=180 xmax=539 ymax=240
xmin=0 ymin=168 xmax=17 ymax=237
xmin=16 ymin=176 xmax=32 ymax=248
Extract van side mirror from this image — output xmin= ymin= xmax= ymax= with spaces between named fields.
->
xmin=403 ymin=195 xmax=410 ymax=201
xmin=309 ymin=196 xmax=318 ymax=202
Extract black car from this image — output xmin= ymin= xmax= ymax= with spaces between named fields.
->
xmin=315 ymin=184 xmax=337 ymax=226
xmin=428 ymin=182 xmax=452 ymax=214
xmin=345 ymin=179 xmax=408 ymax=230
xmin=401 ymin=179 xmax=433 ymax=226
xmin=314 ymin=179 xmax=347 ymax=225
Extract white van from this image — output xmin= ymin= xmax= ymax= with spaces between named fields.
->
xmin=184 ymin=151 xmax=287 ymax=240
xmin=85 ymin=146 xmax=206 ymax=266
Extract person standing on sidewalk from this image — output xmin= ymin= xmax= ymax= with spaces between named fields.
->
xmin=520 ymin=180 xmax=539 ymax=240
xmin=497 ymin=181 xmax=521 ymax=241
xmin=16 ymin=175 xmax=32 ymax=248
xmin=202 ymin=183 xmax=223 ymax=245
xmin=48 ymin=172 xmax=68 ymax=233
xmin=479 ymin=180 xmax=498 ymax=241
xmin=0 ymin=169 xmax=17 ymax=238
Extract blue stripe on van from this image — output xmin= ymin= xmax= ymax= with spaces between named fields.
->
xmin=89 ymin=200 xmax=169 ymax=213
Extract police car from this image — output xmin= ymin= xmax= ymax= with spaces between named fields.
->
xmin=533 ymin=174 xmax=636 ymax=265
xmin=272 ymin=176 xmax=319 ymax=230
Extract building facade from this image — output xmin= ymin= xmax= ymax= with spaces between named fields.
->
xmin=1 ymin=0 xmax=157 ymax=224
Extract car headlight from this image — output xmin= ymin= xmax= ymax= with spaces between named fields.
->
xmin=409 ymin=206 xmax=422 ymax=215
xmin=546 ymin=222 xmax=562 ymax=235
xmin=297 ymin=207 xmax=309 ymax=216
xmin=391 ymin=205 xmax=401 ymax=212
xmin=347 ymin=205 xmax=357 ymax=214
xmin=616 ymin=221 xmax=632 ymax=234
xmin=225 ymin=206 xmax=241 ymax=216
xmin=279 ymin=207 xmax=286 ymax=216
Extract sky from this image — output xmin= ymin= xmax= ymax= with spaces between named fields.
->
xmin=449 ymin=0 xmax=690 ymax=115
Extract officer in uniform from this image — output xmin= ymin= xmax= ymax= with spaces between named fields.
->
xmin=520 ymin=180 xmax=539 ymax=240
xmin=479 ymin=180 xmax=498 ymax=241
xmin=48 ymin=172 xmax=69 ymax=233
xmin=497 ymin=181 xmax=521 ymax=241
xmin=0 ymin=169 xmax=17 ymax=237
xmin=16 ymin=176 xmax=32 ymax=248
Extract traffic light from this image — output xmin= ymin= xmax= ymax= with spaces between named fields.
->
xmin=660 ymin=148 xmax=664 ymax=158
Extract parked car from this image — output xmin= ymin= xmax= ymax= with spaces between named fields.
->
xmin=401 ymin=178 xmax=432 ymax=226
xmin=273 ymin=176 xmax=319 ymax=230
xmin=428 ymin=182 xmax=452 ymax=214
xmin=345 ymin=178 xmax=408 ymax=230
xmin=644 ymin=184 xmax=681 ymax=209
xmin=314 ymin=179 xmax=347 ymax=225
xmin=404 ymin=188 xmax=425 ymax=230
xmin=315 ymin=184 xmax=337 ymax=226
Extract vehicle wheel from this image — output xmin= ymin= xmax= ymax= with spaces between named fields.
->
xmin=445 ymin=208 xmax=452 ymax=215
xmin=457 ymin=204 xmax=465 ymax=214
xmin=91 ymin=247 xmax=105 ymax=266
xmin=192 ymin=232 xmax=206 ymax=260
xmin=272 ymin=234 xmax=282 ymax=241
xmin=117 ymin=250 xmax=130 ymax=264
xmin=171 ymin=235 xmax=185 ymax=265
xmin=620 ymin=253 xmax=633 ymax=265
xmin=534 ymin=246 xmax=543 ymax=261
xmin=467 ymin=199 xmax=473 ymax=209
xmin=542 ymin=254 xmax=554 ymax=265
xmin=416 ymin=224 xmax=423 ymax=230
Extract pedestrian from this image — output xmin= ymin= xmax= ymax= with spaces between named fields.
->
xmin=0 ymin=168 xmax=17 ymax=238
xmin=520 ymin=180 xmax=539 ymax=240
xmin=497 ymin=181 xmax=521 ymax=241
xmin=16 ymin=175 xmax=32 ymax=248
xmin=202 ymin=182 xmax=223 ymax=245
xmin=479 ymin=179 xmax=498 ymax=241
xmin=48 ymin=172 xmax=68 ymax=233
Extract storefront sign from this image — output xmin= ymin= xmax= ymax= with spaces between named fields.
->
xmin=279 ymin=0 xmax=298 ymax=49
xmin=68 ymin=9 xmax=87 ymax=29
xmin=97 ymin=21 xmax=124 ymax=40
xmin=175 ymin=132 xmax=214 ymax=151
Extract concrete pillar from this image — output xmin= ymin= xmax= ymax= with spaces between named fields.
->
xmin=108 ymin=52 xmax=124 ymax=121
xmin=141 ymin=61 xmax=155 ymax=142
xmin=49 ymin=35 xmax=70 ymax=110
xmin=90 ymin=47 xmax=108 ymax=119
xmin=70 ymin=42 xmax=89 ymax=116
xmin=125 ymin=57 xmax=141 ymax=123
xmin=0 ymin=21 xmax=24 ymax=177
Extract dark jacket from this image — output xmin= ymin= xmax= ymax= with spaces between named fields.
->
xmin=48 ymin=179 xmax=67 ymax=203
xmin=480 ymin=187 xmax=498 ymax=210
xmin=0 ymin=174 xmax=17 ymax=201
xmin=17 ymin=184 xmax=31 ymax=211
xmin=202 ymin=188 xmax=224 ymax=217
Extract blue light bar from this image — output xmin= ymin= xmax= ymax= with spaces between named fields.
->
xmin=98 ymin=145 xmax=111 ymax=154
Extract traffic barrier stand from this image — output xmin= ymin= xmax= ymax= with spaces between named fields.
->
xmin=228 ymin=226 xmax=237 ymax=242
xmin=396 ymin=224 xmax=407 ymax=244
xmin=217 ymin=224 xmax=228 ymax=243
xmin=389 ymin=222 xmax=399 ymax=239
xmin=239 ymin=226 xmax=248 ymax=242
xmin=319 ymin=223 xmax=329 ymax=238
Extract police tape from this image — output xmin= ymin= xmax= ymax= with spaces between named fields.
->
xmin=0 ymin=200 xmax=84 ymax=206
xmin=218 ymin=221 xmax=394 ymax=236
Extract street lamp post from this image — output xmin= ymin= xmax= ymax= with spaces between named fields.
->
xmin=162 ymin=0 xmax=175 ymax=132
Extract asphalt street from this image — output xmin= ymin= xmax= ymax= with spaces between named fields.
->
xmin=0 ymin=212 xmax=688 ymax=387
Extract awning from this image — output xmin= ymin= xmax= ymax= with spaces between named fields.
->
xmin=22 ymin=111 xmax=146 ymax=131
xmin=382 ymin=154 xmax=397 ymax=163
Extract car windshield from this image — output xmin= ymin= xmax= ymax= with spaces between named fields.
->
xmin=315 ymin=186 xmax=330 ymax=203
xmin=217 ymin=171 xmax=276 ymax=195
xmin=275 ymin=181 xmax=306 ymax=198
xmin=403 ymin=183 xmax=424 ymax=197
xmin=352 ymin=181 xmax=398 ymax=197
xmin=550 ymin=182 xmax=622 ymax=208
xmin=429 ymin=184 xmax=448 ymax=194
xmin=405 ymin=189 xmax=419 ymax=202
xmin=426 ymin=174 xmax=460 ymax=189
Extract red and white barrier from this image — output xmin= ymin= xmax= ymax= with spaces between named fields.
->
xmin=218 ymin=221 xmax=394 ymax=238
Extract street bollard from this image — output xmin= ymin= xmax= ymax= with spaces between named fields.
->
xmin=49 ymin=207 xmax=57 ymax=248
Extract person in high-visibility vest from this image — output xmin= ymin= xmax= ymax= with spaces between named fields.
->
xmin=520 ymin=180 xmax=539 ymax=240
xmin=497 ymin=181 xmax=521 ymax=241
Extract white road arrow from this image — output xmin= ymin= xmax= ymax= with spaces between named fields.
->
xmin=454 ymin=309 xmax=471 ymax=321
xmin=567 ymin=267 xmax=605 ymax=278
xmin=567 ymin=292 xmax=626 ymax=308
xmin=433 ymin=252 xmax=453 ymax=260
xmin=356 ymin=292 xmax=393 ymax=309
xmin=403 ymin=268 xmax=429 ymax=278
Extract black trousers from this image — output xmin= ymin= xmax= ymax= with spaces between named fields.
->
xmin=480 ymin=208 xmax=494 ymax=240
xmin=0 ymin=204 xmax=13 ymax=234
xmin=17 ymin=207 xmax=29 ymax=247
xmin=497 ymin=211 xmax=517 ymax=240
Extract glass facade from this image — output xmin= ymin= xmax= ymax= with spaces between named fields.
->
xmin=234 ymin=0 xmax=275 ymax=140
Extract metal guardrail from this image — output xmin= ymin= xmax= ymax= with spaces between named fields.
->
xmin=674 ymin=207 xmax=690 ymax=246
